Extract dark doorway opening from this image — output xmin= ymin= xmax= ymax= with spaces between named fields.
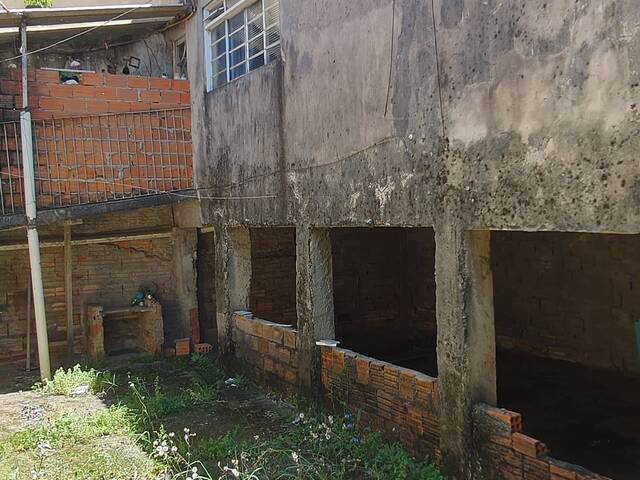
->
xmin=492 ymin=231 xmax=640 ymax=480
xmin=330 ymin=227 xmax=437 ymax=377
xmin=249 ymin=227 xmax=298 ymax=327
xmin=197 ymin=230 xmax=217 ymax=344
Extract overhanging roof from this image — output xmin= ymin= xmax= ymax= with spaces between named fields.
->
xmin=0 ymin=3 xmax=190 ymax=46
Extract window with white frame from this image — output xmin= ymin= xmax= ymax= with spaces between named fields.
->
xmin=204 ymin=0 xmax=281 ymax=91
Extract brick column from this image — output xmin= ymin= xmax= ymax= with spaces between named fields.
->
xmin=215 ymin=225 xmax=252 ymax=356
xmin=296 ymin=226 xmax=335 ymax=394
xmin=435 ymin=225 xmax=496 ymax=479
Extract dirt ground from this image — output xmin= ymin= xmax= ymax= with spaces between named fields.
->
xmin=0 ymin=358 xmax=297 ymax=480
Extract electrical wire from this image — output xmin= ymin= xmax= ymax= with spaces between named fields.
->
xmin=0 ymin=171 xmax=277 ymax=201
xmin=1 ymin=4 xmax=151 ymax=64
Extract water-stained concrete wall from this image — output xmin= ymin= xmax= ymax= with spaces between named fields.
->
xmin=186 ymin=1 xmax=640 ymax=478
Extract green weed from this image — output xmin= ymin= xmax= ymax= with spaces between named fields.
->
xmin=33 ymin=364 xmax=115 ymax=396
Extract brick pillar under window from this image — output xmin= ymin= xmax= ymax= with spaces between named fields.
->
xmin=296 ymin=226 xmax=335 ymax=395
xmin=435 ymin=226 xmax=497 ymax=479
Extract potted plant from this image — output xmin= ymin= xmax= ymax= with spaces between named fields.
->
xmin=25 ymin=0 xmax=52 ymax=8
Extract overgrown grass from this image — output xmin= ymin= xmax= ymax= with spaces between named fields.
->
xmin=124 ymin=353 xmax=224 ymax=427
xmin=2 ymin=354 xmax=441 ymax=480
xmin=33 ymin=364 xmax=115 ymax=396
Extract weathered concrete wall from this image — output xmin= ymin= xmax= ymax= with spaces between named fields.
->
xmin=189 ymin=0 xmax=640 ymax=233
xmin=186 ymin=1 xmax=640 ymax=478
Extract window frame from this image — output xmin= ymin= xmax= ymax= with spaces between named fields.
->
xmin=204 ymin=0 xmax=281 ymax=92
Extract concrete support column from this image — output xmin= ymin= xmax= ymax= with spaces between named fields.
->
xmin=296 ymin=226 xmax=335 ymax=394
xmin=435 ymin=226 xmax=496 ymax=479
xmin=173 ymin=227 xmax=198 ymax=339
xmin=215 ymin=225 xmax=252 ymax=356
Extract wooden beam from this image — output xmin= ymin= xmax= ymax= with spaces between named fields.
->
xmin=0 ymin=230 xmax=172 ymax=252
xmin=64 ymin=222 xmax=73 ymax=363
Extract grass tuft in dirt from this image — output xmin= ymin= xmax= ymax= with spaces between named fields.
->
xmin=33 ymin=364 xmax=115 ymax=396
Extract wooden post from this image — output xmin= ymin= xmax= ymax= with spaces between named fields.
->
xmin=64 ymin=222 xmax=73 ymax=363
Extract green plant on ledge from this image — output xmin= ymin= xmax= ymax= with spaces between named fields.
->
xmin=25 ymin=0 xmax=52 ymax=8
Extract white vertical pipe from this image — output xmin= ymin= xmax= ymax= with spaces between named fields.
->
xmin=20 ymin=23 xmax=51 ymax=380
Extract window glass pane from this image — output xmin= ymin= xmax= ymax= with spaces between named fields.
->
xmin=230 ymin=63 xmax=247 ymax=80
xmin=228 ymin=28 xmax=245 ymax=49
xmin=211 ymin=23 xmax=226 ymax=42
xmin=212 ymin=38 xmax=227 ymax=57
xmin=265 ymin=25 xmax=280 ymax=47
xmin=248 ymin=16 xmax=263 ymax=38
xmin=214 ymin=72 xmax=228 ymax=88
xmin=264 ymin=0 xmax=278 ymax=9
xmin=213 ymin=55 xmax=227 ymax=75
xmin=205 ymin=3 xmax=225 ymax=23
xmin=225 ymin=0 xmax=242 ymax=8
xmin=264 ymin=4 xmax=279 ymax=27
xmin=229 ymin=47 xmax=246 ymax=68
xmin=247 ymin=1 xmax=262 ymax=20
xmin=228 ymin=11 xmax=245 ymax=31
xmin=267 ymin=45 xmax=281 ymax=62
xmin=248 ymin=35 xmax=264 ymax=57
xmin=249 ymin=55 xmax=265 ymax=71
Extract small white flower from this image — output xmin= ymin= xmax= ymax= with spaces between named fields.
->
xmin=171 ymin=446 xmax=178 ymax=452
xmin=292 ymin=451 xmax=299 ymax=463
xmin=184 ymin=428 xmax=190 ymax=433
xmin=192 ymin=467 xmax=198 ymax=473
xmin=169 ymin=432 xmax=175 ymax=438
xmin=328 ymin=415 xmax=334 ymax=424
xmin=253 ymin=435 xmax=259 ymax=440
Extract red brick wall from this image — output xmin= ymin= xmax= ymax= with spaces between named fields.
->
xmin=249 ymin=228 xmax=298 ymax=326
xmin=475 ymin=404 xmax=611 ymax=480
xmin=330 ymin=228 xmax=436 ymax=359
xmin=0 ymin=69 xmax=190 ymax=120
xmin=0 ymin=207 xmax=179 ymax=366
xmin=231 ymin=312 xmax=298 ymax=392
xmin=320 ymin=344 xmax=440 ymax=461
xmin=492 ymin=231 xmax=640 ymax=374
xmin=0 ymin=69 xmax=192 ymax=213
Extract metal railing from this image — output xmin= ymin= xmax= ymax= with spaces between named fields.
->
xmin=0 ymin=107 xmax=193 ymax=216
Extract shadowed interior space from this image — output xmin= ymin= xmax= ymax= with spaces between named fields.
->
xmin=249 ymin=227 xmax=298 ymax=327
xmin=329 ymin=227 xmax=437 ymax=377
xmin=492 ymin=231 xmax=640 ymax=480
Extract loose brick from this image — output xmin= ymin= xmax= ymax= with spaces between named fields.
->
xmin=513 ymin=433 xmax=548 ymax=458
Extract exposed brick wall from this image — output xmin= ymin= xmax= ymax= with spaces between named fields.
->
xmin=0 ymin=69 xmax=190 ymax=121
xmin=474 ymin=404 xmax=611 ymax=480
xmin=197 ymin=231 xmax=217 ymax=344
xmin=320 ymin=345 xmax=440 ymax=461
xmin=231 ymin=312 xmax=298 ymax=392
xmin=330 ymin=228 xmax=436 ymax=360
xmin=249 ymin=228 xmax=297 ymax=326
xmin=0 ymin=69 xmax=192 ymax=214
xmin=492 ymin=231 xmax=640 ymax=374
xmin=0 ymin=207 xmax=181 ymax=366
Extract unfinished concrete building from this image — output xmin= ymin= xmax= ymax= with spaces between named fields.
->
xmin=184 ymin=0 xmax=640 ymax=479
xmin=0 ymin=3 xmax=202 ymax=371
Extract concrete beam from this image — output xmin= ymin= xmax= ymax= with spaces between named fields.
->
xmin=296 ymin=226 xmax=335 ymax=394
xmin=435 ymin=226 xmax=496 ymax=479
